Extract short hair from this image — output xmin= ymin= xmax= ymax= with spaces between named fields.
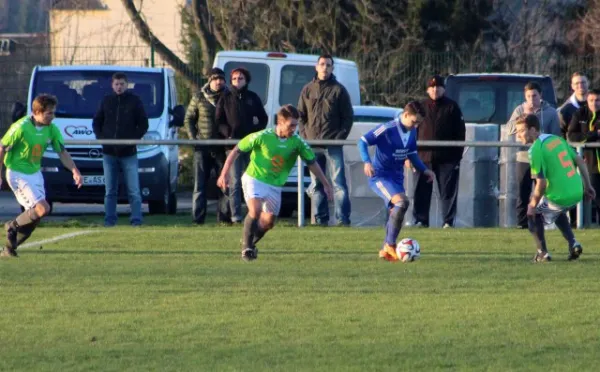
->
xmin=31 ymin=94 xmax=58 ymax=114
xmin=524 ymin=81 xmax=542 ymax=94
xmin=588 ymin=88 xmax=600 ymax=96
xmin=516 ymin=114 xmax=540 ymax=131
xmin=404 ymin=101 xmax=425 ymax=117
xmin=276 ymin=104 xmax=300 ymax=122
xmin=230 ymin=67 xmax=251 ymax=84
xmin=318 ymin=54 xmax=334 ymax=66
xmin=572 ymin=71 xmax=587 ymax=81
xmin=112 ymin=72 xmax=127 ymax=81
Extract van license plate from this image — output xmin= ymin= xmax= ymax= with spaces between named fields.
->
xmin=83 ymin=175 xmax=105 ymax=185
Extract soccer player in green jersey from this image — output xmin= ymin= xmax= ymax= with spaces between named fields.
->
xmin=0 ymin=94 xmax=83 ymax=257
xmin=217 ymin=104 xmax=333 ymax=261
xmin=516 ymin=114 xmax=596 ymax=262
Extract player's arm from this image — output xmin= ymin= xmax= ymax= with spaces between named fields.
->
xmin=57 ymin=147 xmax=82 ymax=189
xmin=358 ymin=125 xmax=382 ymax=177
xmin=528 ymin=146 xmax=546 ymax=208
xmin=217 ymin=132 xmax=258 ymax=189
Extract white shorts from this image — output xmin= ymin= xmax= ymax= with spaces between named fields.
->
xmin=6 ymin=169 xmax=46 ymax=210
xmin=536 ymin=196 xmax=573 ymax=225
xmin=241 ymin=173 xmax=282 ymax=216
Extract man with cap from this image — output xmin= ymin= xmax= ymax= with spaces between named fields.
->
xmin=411 ymin=74 xmax=466 ymax=228
xmin=184 ymin=67 xmax=231 ymax=224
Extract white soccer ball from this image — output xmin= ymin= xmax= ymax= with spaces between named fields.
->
xmin=396 ymin=238 xmax=421 ymax=263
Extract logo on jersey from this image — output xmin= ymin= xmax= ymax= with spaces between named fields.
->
xmin=64 ymin=126 xmax=93 ymax=138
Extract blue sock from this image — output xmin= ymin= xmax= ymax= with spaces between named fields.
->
xmin=385 ymin=206 xmax=401 ymax=245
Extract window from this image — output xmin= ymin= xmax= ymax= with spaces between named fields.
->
xmin=456 ymin=84 xmax=496 ymax=123
xmin=223 ymin=62 xmax=269 ymax=105
xmin=32 ymin=71 xmax=165 ymax=118
xmin=279 ymin=65 xmax=314 ymax=106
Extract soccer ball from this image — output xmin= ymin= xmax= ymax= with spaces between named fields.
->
xmin=396 ymin=238 xmax=421 ymax=262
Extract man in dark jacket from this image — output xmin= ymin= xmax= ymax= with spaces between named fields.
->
xmin=92 ymin=72 xmax=149 ymax=227
xmin=297 ymin=54 xmax=354 ymax=226
xmin=567 ymin=88 xmax=600 ymax=225
xmin=216 ymin=67 xmax=268 ymax=223
xmin=185 ymin=67 xmax=230 ymax=224
xmin=559 ymin=72 xmax=589 ymax=139
xmin=412 ymin=75 xmax=466 ymax=228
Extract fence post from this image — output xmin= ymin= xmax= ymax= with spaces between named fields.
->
xmin=297 ymin=156 xmax=305 ymax=227
xmin=576 ymin=145 xmax=584 ymax=229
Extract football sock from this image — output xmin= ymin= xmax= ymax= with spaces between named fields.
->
xmin=554 ymin=212 xmax=576 ymax=247
xmin=243 ymin=215 xmax=258 ymax=249
xmin=385 ymin=200 xmax=409 ymax=245
xmin=252 ymin=225 xmax=266 ymax=246
xmin=527 ymin=214 xmax=548 ymax=252
xmin=15 ymin=220 xmax=40 ymax=248
xmin=14 ymin=208 xmax=41 ymax=229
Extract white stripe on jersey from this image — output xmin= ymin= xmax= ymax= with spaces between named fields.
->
xmin=373 ymin=126 xmax=387 ymax=137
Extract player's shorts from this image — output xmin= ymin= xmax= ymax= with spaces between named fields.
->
xmin=6 ymin=169 xmax=45 ymax=210
xmin=241 ymin=173 xmax=282 ymax=216
xmin=535 ymin=196 xmax=575 ymax=225
xmin=369 ymin=176 xmax=405 ymax=205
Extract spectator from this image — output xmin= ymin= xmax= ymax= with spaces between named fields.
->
xmin=567 ymin=88 xmax=600 ymax=225
xmin=505 ymin=81 xmax=561 ymax=229
xmin=216 ymin=67 xmax=268 ymax=223
xmin=92 ymin=72 xmax=149 ymax=227
xmin=559 ymin=72 xmax=589 ymax=139
xmin=297 ymin=54 xmax=353 ymax=226
xmin=412 ymin=75 xmax=466 ymax=228
xmin=558 ymin=72 xmax=589 ymax=226
xmin=184 ymin=67 xmax=230 ymax=224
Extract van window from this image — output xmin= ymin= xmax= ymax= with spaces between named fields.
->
xmin=279 ymin=65 xmax=314 ymax=106
xmin=445 ymin=77 xmax=556 ymax=124
xmin=32 ymin=71 xmax=165 ymax=119
xmin=223 ymin=62 xmax=269 ymax=105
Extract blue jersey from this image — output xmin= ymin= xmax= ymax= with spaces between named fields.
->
xmin=359 ymin=120 xmax=425 ymax=181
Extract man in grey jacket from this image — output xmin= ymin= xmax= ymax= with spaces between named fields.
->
xmin=505 ymin=81 xmax=561 ymax=228
xmin=298 ymin=53 xmax=354 ymax=226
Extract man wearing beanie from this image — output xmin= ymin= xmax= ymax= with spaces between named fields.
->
xmin=412 ymin=74 xmax=466 ymax=228
xmin=184 ymin=67 xmax=231 ymax=224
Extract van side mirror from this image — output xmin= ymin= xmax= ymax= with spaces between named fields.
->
xmin=169 ymin=105 xmax=185 ymax=128
xmin=11 ymin=102 xmax=26 ymax=123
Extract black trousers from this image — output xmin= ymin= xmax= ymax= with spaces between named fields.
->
xmin=516 ymin=162 xmax=535 ymax=228
xmin=192 ymin=149 xmax=230 ymax=224
xmin=412 ymin=161 xmax=460 ymax=226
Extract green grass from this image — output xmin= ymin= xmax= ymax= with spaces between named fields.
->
xmin=2 ymin=220 xmax=600 ymax=371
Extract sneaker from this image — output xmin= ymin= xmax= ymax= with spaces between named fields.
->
xmin=379 ymin=243 xmax=398 ymax=262
xmin=568 ymin=242 xmax=583 ymax=261
xmin=4 ymin=222 xmax=17 ymax=250
xmin=413 ymin=221 xmax=429 ymax=228
xmin=0 ymin=246 xmax=18 ymax=258
xmin=532 ymin=250 xmax=552 ymax=263
xmin=443 ymin=223 xmax=453 ymax=229
xmin=241 ymin=247 xmax=258 ymax=261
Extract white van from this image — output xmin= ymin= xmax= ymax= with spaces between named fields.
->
xmin=212 ymin=51 xmax=361 ymax=217
xmin=20 ymin=65 xmax=185 ymax=214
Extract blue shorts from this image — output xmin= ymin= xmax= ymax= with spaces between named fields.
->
xmin=368 ymin=176 xmax=405 ymax=205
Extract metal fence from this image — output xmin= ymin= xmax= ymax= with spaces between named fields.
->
xmin=3 ymin=44 xmax=600 ymax=131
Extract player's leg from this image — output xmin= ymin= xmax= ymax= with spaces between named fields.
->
xmin=369 ymin=177 xmax=407 ymax=262
xmin=552 ymin=205 xmax=582 ymax=260
xmin=528 ymin=198 xmax=553 ymax=263
xmin=242 ymin=197 xmax=263 ymax=260
xmin=3 ymin=171 xmax=49 ymax=257
xmin=253 ymin=186 xmax=281 ymax=247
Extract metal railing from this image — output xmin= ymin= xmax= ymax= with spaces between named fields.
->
xmin=62 ymin=139 xmax=599 ymax=228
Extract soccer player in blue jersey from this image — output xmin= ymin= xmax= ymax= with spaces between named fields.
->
xmin=358 ymin=101 xmax=435 ymax=262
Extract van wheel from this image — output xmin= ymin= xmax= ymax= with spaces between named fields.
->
xmin=167 ymin=192 xmax=177 ymax=215
xmin=148 ymin=189 xmax=176 ymax=215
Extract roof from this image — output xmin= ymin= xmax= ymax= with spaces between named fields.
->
xmin=353 ymin=105 xmax=403 ymax=117
xmin=36 ymin=65 xmax=167 ymax=73
xmin=449 ymin=73 xmax=549 ymax=79
xmin=215 ymin=50 xmax=357 ymax=67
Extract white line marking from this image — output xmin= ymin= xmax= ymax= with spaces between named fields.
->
xmin=19 ymin=230 xmax=95 ymax=249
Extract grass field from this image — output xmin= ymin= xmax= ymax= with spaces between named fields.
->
xmin=1 ymin=215 xmax=600 ymax=371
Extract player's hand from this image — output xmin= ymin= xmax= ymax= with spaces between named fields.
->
xmin=585 ymin=185 xmax=596 ymax=201
xmin=253 ymin=116 xmax=259 ymax=125
xmin=363 ymin=163 xmax=375 ymax=177
xmin=72 ymin=169 xmax=83 ymax=189
xmin=323 ymin=183 xmax=334 ymax=201
xmin=424 ymin=169 xmax=435 ymax=183
xmin=216 ymin=173 xmax=229 ymax=191
xmin=404 ymin=159 xmax=415 ymax=173
xmin=527 ymin=204 xmax=536 ymax=218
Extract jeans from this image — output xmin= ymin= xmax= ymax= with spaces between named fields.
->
xmin=307 ymin=146 xmax=351 ymax=225
xmin=192 ymin=149 xmax=230 ymax=224
xmin=103 ymin=154 xmax=142 ymax=226
xmin=228 ymin=151 xmax=249 ymax=222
